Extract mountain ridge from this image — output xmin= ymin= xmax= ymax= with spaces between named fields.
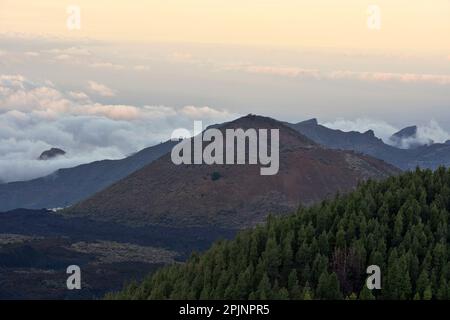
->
xmin=291 ymin=119 xmax=450 ymax=170
xmin=0 ymin=140 xmax=176 ymax=211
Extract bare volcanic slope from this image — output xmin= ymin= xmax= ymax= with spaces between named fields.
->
xmin=66 ymin=115 xmax=400 ymax=229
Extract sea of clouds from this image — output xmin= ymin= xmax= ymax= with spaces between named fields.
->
xmin=0 ymin=74 xmax=237 ymax=183
xmin=1 ymin=37 xmax=450 ymax=183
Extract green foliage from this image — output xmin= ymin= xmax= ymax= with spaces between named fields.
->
xmin=359 ymin=285 xmax=375 ymax=300
xmin=211 ymin=171 xmax=222 ymax=181
xmin=108 ymin=168 xmax=450 ymax=300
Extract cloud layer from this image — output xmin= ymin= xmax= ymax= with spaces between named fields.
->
xmin=87 ymin=80 xmax=116 ymax=97
xmin=0 ymin=74 xmax=237 ymax=182
xmin=224 ymin=64 xmax=450 ymax=85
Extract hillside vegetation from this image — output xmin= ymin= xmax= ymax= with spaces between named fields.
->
xmin=108 ymin=168 xmax=450 ymax=300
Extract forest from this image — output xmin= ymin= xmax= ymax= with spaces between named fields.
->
xmin=108 ymin=168 xmax=450 ymax=300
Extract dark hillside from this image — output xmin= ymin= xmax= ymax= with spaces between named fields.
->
xmin=109 ymin=168 xmax=450 ymax=300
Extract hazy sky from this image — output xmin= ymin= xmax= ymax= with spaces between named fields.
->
xmin=2 ymin=0 xmax=450 ymax=54
xmin=0 ymin=1 xmax=450 ymax=182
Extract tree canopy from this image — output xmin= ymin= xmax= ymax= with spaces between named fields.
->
xmin=108 ymin=168 xmax=450 ymax=300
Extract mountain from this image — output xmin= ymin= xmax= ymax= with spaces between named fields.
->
xmin=3 ymin=116 xmax=449 ymax=213
xmin=66 ymin=115 xmax=399 ymax=229
xmin=290 ymin=119 xmax=450 ymax=170
xmin=288 ymin=119 xmax=408 ymax=167
xmin=38 ymin=148 xmax=66 ymax=160
xmin=108 ymin=168 xmax=450 ymax=300
xmin=0 ymin=141 xmax=176 ymax=212
xmin=389 ymin=126 xmax=432 ymax=149
xmin=392 ymin=125 xmax=418 ymax=140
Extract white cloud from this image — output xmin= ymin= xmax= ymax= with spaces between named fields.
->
xmin=0 ymin=74 xmax=238 ymax=182
xmin=329 ymin=70 xmax=450 ymax=85
xmin=85 ymin=103 xmax=141 ymax=120
xmin=133 ymin=65 xmax=150 ymax=71
xmin=180 ymin=105 xmax=233 ymax=120
xmin=411 ymin=121 xmax=450 ymax=147
xmin=40 ymin=47 xmax=92 ymax=63
xmin=223 ymin=63 xmax=450 ymax=85
xmin=45 ymin=47 xmax=91 ymax=56
xmin=223 ymin=64 xmax=320 ymax=79
xmin=87 ymin=80 xmax=116 ymax=97
xmin=169 ymin=52 xmax=194 ymax=63
xmin=25 ymin=51 xmax=40 ymax=57
xmin=0 ymin=75 xmax=27 ymax=91
xmin=67 ymin=91 xmax=90 ymax=101
xmin=55 ymin=54 xmax=71 ymax=60
xmin=90 ymin=62 xmax=125 ymax=70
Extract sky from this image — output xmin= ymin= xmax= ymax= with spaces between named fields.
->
xmin=0 ymin=1 xmax=450 ymax=182
xmin=2 ymin=0 xmax=450 ymax=53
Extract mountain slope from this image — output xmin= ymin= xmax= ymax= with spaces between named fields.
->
xmin=66 ymin=115 xmax=399 ymax=229
xmin=0 ymin=141 xmax=176 ymax=211
xmin=290 ymin=119 xmax=450 ymax=170
xmin=108 ymin=168 xmax=450 ymax=300
xmin=391 ymin=125 xmax=418 ymax=140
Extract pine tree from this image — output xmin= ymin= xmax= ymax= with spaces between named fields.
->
xmin=359 ymin=285 xmax=375 ymax=300
xmin=328 ymin=273 xmax=343 ymax=300
xmin=256 ymin=273 xmax=271 ymax=300
xmin=423 ymin=286 xmax=433 ymax=300
xmin=287 ymin=269 xmax=302 ymax=299
xmin=263 ymin=236 xmax=281 ymax=278
xmin=347 ymin=292 xmax=357 ymax=300
xmin=277 ymin=288 xmax=290 ymax=300
xmin=302 ymin=282 xmax=313 ymax=300
xmin=416 ymin=270 xmax=429 ymax=298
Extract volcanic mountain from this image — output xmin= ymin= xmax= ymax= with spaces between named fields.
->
xmin=66 ymin=115 xmax=399 ymax=229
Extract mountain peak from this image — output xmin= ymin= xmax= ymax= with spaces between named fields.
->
xmin=217 ymin=114 xmax=317 ymax=148
xmin=391 ymin=126 xmax=418 ymax=140
xmin=389 ymin=125 xmax=433 ymax=149
xmin=297 ymin=118 xmax=318 ymax=126
xmin=38 ymin=148 xmax=66 ymax=160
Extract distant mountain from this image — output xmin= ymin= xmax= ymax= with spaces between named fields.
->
xmin=66 ymin=115 xmax=399 ymax=229
xmin=0 ymin=141 xmax=176 ymax=212
xmin=38 ymin=148 xmax=66 ymax=160
xmin=392 ymin=125 xmax=417 ymax=140
xmin=290 ymin=119 xmax=450 ymax=170
xmin=388 ymin=126 xmax=432 ymax=149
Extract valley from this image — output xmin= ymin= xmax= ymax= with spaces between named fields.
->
xmin=0 ymin=209 xmax=235 ymax=299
